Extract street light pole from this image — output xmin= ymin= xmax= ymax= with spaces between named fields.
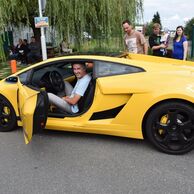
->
xmin=38 ymin=0 xmax=47 ymax=60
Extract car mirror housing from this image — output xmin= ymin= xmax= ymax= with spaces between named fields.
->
xmin=5 ymin=76 xmax=18 ymax=83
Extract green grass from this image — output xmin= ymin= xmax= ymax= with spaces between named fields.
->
xmin=0 ymin=61 xmax=27 ymax=80
xmin=79 ymin=37 xmax=124 ymax=53
xmin=0 ymin=61 xmax=11 ymax=80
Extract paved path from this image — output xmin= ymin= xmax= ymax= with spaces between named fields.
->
xmin=0 ymin=128 xmax=194 ymax=194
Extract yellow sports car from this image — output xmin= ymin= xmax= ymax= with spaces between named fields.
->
xmin=1 ymin=53 xmax=194 ymax=155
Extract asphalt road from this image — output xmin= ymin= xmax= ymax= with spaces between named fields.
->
xmin=0 ymin=128 xmax=194 ymax=194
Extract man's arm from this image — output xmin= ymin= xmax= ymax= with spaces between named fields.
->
xmin=62 ymin=94 xmax=81 ymax=105
xmin=183 ymin=40 xmax=188 ymax=60
xmin=144 ymin=42 xmax=148 ymax=55
xmin=123 ymin=34 xmax=129 ymax=52
xmin=151 ymin=44 xmax=166 ymax=51
xmin=149 ymin=35 xmax=166 ymax=51
xmin=139 ymin=33 xmax=148 ymax=54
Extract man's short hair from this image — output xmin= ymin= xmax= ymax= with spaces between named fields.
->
xmin=72 ymin=63 xmax=87 ymax=70
xmin=153 ymin=23 xmax=161 ymax=29
xmin=122 ymin=19 xmax=132 ymax=25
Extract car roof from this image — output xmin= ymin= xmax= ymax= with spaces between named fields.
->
xmin=13 ymin=54 xmax=194 ymax=76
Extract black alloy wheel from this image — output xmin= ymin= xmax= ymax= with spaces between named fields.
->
xmin=0 ymin=95 xmax=17 ymax=132
xmin=146 ymin=102 xmax=194 ymax=154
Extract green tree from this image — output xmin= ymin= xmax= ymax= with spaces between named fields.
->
xmin=0 ymin=0 xmax=40 ymax=61
xmin=0 ymin=0 xmax=143 ymax=58
xmin=184 ymin=17 xmax=194 ymax=40
xmin=145 ymin=12 xmax=162 ymax=36
xmin=45 ymin=0 xmax=143 ymax=49
xmin=0 ymin=0 xmax=41 ymax=40
xmin=145 ymin=22 xmax=153 ymax=36
xmin=152 ymin=11 xmax=161 ymax=26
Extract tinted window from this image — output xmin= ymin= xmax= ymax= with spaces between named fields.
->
xmin=18 ymin=70 xmax=30 ymax=84
xmin=94 ymin=61 xmax=144 ymax=77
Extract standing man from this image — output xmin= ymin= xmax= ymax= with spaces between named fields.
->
xmin=122 ymin=19 xmax=148 ymax=54
xmin=148 ymin=23 xmax=168 ymax=57
xmin=27 ymin=36 xmax=41 ymax=63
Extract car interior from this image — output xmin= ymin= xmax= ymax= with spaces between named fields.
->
xmin=29 ymin=60 xmax=96 ymax=117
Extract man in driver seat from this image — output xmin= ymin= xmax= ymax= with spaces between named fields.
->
xmin=48 ymin=63 xmax=91 ymax=113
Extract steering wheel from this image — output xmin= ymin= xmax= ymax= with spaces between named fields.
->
xmin=49 ymin=70 xmax=64 ymax=92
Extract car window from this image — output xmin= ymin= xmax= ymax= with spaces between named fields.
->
xmin=30 ymin=60 xmax=94 ymax=88
xmin=18 ymin=70 xmax=31 ymax=84
xmin=29 ymin=62 xmax=73 ymax=87
xmin=94 ymin=61 xmax=144 ymax=77
xmin=57 ymin=63 xmax=74 ymax=77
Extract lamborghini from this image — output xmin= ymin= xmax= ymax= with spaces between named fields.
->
xmin=1 ymin=53 xmax=194 ymax=155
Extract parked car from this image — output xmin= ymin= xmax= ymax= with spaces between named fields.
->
xmin=1 ymin=53 xmax=194 ymax=154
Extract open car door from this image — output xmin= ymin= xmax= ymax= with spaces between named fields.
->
xmin=17 ymin=79 xmax=49 ymax=144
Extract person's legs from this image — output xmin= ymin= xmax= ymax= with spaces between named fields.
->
xmin=57 ymin=81 xmax=73 ymax=97
xmin=48 ymin=93 xmax=73 ymax=113
xmin=34 ymin=53 xmax=41 ymax=62
xmin=64 ymin=81 xmax=73 ymax=96
xmin=10 ymin=53 xmax=19 ymax=60
xmin=21 ymin=54 xmax=28 ymax=65
xmin=27 ymin=52 xmax=34 ymax=63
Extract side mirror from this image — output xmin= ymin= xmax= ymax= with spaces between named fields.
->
xmin=5 ymin=76 xmax=18 ymax=83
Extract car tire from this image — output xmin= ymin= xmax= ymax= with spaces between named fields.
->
xmin=0 ymin=95 xmax=17 ymax=132
xmin=146 ymin=102 xmax=194 ymax=154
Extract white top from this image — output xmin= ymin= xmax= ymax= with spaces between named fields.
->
xmin=70 ymin=74 xmax=92 ymax=113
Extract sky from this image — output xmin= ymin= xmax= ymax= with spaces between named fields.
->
xmin=143 ymin=0 xmax=194 ymax=30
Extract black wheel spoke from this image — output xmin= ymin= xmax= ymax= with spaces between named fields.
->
xmin=160 ymin=133 xmax=183 ymax=151
xmin=0 ymin=103 xmax=4 ymax=111
xmin=2 ymin=113 xmax=11 ymax=120
xmin=161 ymin=134 xmax=171 ymax=145
xmin=167 ymin=111 xmax=178 ymax=125
xmin=0 ymin=115 xmax=7 ymax=120
xmin=178 ymin=133 xmax=189 ymax=144
xmin=179 ymin=120 xmax=193 ymax=131
xmin=0 ymin=118 xmax=8 ymax=125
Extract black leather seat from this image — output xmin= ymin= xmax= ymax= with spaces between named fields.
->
xmin=78 ymin=79 xmax=95 ymax=113
xmin=48 ymin=79 xmax=95 ymax=117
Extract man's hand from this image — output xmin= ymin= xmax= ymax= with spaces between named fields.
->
xmin=62 ymin=94 xmax=81 ymax=105
xmin=160 ymin=43 xmax=167 ymax=48
xmin=62 ymin=96 xmax=69 ymax=101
